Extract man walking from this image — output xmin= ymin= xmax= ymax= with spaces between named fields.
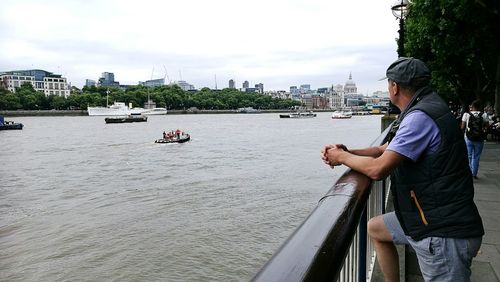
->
xmin=322 ymin=57 xmax=484 ymax=281
xmin=462 ymin=100 xmax=490 ymax=179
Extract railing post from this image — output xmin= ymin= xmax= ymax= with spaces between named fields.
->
xmin=382 ymin=179 xmax=386 ymax=214
xmin=358 ymin=206 xmax=367 ymax=282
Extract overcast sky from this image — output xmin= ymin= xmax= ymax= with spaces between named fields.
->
xmin=0 ymin=0 xmax=401 ymax=94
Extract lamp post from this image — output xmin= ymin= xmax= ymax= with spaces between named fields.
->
xmin=384 ymin=0 xmax=410 ymax=117
xmin=391 ymin=0 xmax=409 ymax=57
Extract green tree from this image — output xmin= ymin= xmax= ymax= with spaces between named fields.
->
xmin=0 ymin=93 xmax=22 ymax=110
xmin=405 ymin=0 xmax=500 ymax=112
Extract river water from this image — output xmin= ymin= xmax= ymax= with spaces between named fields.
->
xmin=0 ymin=113 xmax=382 ymax=281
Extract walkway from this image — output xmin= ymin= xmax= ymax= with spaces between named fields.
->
xmin=471 ymin=140 xmax=500 ymax=281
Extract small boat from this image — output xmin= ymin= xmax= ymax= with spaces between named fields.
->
xmin=0 ymin=116 xmax=23 ymax=130
xmin=279 ymin=111 xmax=317 ymax=118
xmin=155 ymin=134 xmax=191 ymax=144
xmin=331 ymin=111 xmax=352 ymax=119
xmin=105 ymin=113 xmax=147 ymax=123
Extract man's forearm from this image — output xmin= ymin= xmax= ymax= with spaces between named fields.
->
xmin=348 ymin=144 xmax=386 ymax=158
xmin=333 ymin=145 xmax=403 ymax=181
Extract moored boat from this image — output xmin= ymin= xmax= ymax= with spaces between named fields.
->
xmin=88 ymin=102 xmax=131 ymax=116
xmin=105 ymin=113 xmax=147 ymax=123
xmin=237 ymin=107 xmax=260 ymax=113
xmin=0 ymin=116 xmax=23 ymax=130
xmin=331 ymin=111 xmax=352 ymax=119
xmin=131 ymin=107 xmax=168 ymax=115
xmin=279 ymin=111 xmax=317 ymax=118
xmin=143 ymin=107 xmax=168 ymax=115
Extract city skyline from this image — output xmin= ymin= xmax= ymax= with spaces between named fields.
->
xmin=0 ymin=0 xmax=399 ymax=95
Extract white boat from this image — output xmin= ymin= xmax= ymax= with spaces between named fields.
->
xmin=331 ymin=111 xmax=352 ymax=119
xmin=237 ymin=107 xmax=260 ymax=113
xmin=87 ymin=102 xmax=131 ymax=116
xmin=131 ymin=107 xmax=168 ymax=115
xmin=280 ymin=111 xmax=317 ymax=118
xmin=142 ymin=107 xmax=168 ymax=115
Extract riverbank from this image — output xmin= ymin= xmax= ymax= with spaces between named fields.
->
xmin=0 ymin=109 xmax=339 ymax=117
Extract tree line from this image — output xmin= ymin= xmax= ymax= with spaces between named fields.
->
xmin=404 ymin=0 xmax=499 ymax=114
xmin=0 ymin=83 xmax=301 ymax=111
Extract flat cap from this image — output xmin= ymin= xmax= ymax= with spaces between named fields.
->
xmin=383 ymin=57 xmax=430 ymax=85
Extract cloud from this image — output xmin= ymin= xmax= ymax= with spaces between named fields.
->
xmin=0 ymin=0 xmax=399 ymax=93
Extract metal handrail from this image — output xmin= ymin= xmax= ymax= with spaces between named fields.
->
xmin=253 ymin=125 xmax=392 ymax=282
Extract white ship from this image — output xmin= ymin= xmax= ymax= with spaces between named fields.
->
xmin=87 ymin=102 xmax=131 ymax=116
xmin=143 ymin=107 xmax=168 ymax=115
xmin=130 ymin=107 xmax=168 ymax=115
xmin=331 ymin=111 xmax=353 ymax=119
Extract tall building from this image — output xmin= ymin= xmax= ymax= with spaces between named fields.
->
xmin=300 ymin=84 xmax=311 ymax=94
xmin=98 ymin=72 xmax=120 ymax=87
xmin=290 ymin=86 xmax=299 ymax=96
xmin=85 ymin=79 xmax=96 ymax=87
xmin=242 ymin=80 xmax=249 ymax=89
xmin=0 ymin=69 xmax=70 ymax=97
xmin=229 ymin=79 xmax=235 ymax=89
xmin=255 ymin=83 xmax=263 ymax=93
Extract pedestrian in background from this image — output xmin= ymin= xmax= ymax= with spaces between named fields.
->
xmin=461 ymin=100 xmax=490 ymax=179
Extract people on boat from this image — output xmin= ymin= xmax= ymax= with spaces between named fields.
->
xmin=160 ymin=129 xmax=188 ymax=141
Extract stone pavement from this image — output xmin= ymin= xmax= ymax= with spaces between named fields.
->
xmin=471 ymin=140 xmax=500 ymax=282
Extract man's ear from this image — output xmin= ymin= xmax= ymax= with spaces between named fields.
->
xmin=390 ymin=81 xmax=399 ymax=95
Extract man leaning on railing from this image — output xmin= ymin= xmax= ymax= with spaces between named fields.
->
xmin=321 ymin=57 xmax=484 ymax=282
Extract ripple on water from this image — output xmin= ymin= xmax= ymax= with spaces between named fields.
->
xmin=0 ymin=114 xmax=381 ymax=281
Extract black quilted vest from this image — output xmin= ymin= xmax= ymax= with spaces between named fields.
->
xmin=390 ymin=87 xmax=484 ymax=240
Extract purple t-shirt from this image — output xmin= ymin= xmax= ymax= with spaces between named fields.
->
xmin=386 ymin=110 xmax=441 ymax=162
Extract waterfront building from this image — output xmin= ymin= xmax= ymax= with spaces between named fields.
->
xmin=301 ymin=93 xmax=313 ymax=109
xmin=139 ymin=78 xmax=165 ymax=88
xmin=173 ymin=80 xmax=195 ymax=91
xmin=300 ymin=84 xmax=311 ymax=94
xmin=244 ymin=87 xmax=258 ymax=93
xmin=312 ymin=94 xmax=329 ymax=109
xmin=85 ymin=79 xmax=96 ymax=87
xmin=0 ymin=69 xmax=70 ymax=97
xmin=264 ymin=90 xmax=289 ymax=99
xmin=317 ymin=87 xmax=329 ymax=94
xmin=97 ymin=72 xmax=120 ymax=87
xmin=329 ymin=85 xmax=344 ymax=109
xmin=229 ymin=79 xmax=235 ymax=89
xmin=255 ymin=83 xmax=264 ymax=93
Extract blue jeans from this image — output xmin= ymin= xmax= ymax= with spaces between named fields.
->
xmin=465 ymin=137 xmax=484 ymax=177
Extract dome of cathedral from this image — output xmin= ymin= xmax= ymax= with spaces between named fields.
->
xmin=345 ymin=73 xmax=356 ymax=86
xmin=344 ymin=72 xmax=357 ymax=94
